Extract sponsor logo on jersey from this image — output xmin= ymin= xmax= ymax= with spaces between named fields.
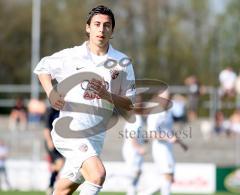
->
xmin=83 ymin=91 xmax=100 ymax=100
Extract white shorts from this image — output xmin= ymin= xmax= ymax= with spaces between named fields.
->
xmin=122 ymin=142 xmax=143 ymax=175
xmin=51 ymin=130 xmax=105 ymax=184
xmin=152 ymin=140 xmax=175 ymax=174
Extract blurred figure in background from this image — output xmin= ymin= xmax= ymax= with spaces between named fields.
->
xmin=44 ymin=107 xmax=64 ymax=195
xmin=170 ymin=94 xmax=187 ymax=141
xmin=170 ymin=94 xmax=187 ymax=124
xmin=0 ymin=139 xmax=11 ymax=190
xmin=184 ymin=75 xmax=201 ymax=121
xmin=122 ymin=95 xmax=146 ymax=195
xmin=214 ymin=110 xmax=230 ymax=135
xmin=228 ymin=108 xmax=240 ymax=135
xmin=141 ymin=90 xmax=188 ymax=195
xmin=235 ymin=70 xmax=240 ymax=107
xmin=142 ymin=91 xmax=176 ymax=195
xmin=219 ymin=66 xmax=237 ymax=98
xmin=8 ymin=97 xmax=27 ymax=131
xmin=27 ymin=98 xmax=46 ymax=129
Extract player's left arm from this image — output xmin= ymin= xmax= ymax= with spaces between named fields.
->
xmin=106 ymin=93 xmax=133 ymax=111
xmin=175 ymin=138 xmax=188 ymax=151
xmin=154 ymin=131 xmax=188 ymax=151
xmin=167 ymin=135 xmax=188 ymax=151
xmin=89 ymin=78 xmax=133 ymax=111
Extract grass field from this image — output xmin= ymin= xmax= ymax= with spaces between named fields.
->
xmin=0 ymin=191 xmax=239 ymax=195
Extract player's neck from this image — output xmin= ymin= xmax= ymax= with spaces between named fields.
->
xmin=87 ymin=41 xmax=109 ymax=56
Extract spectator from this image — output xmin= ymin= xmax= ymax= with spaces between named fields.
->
xmin=228 ymin=108 xmax=240 ymax=134
xmin=214 ymin=110 xmax=230 ymax=135
xmin=0 ymin=139 xmax=11 ymax=190
xmin=219 ymin=66 xmax=237 ymax=98
xmin=184 ymin=75 xmax=201 ymax=121
xmin=27 ymin=98 xmax=46 ymax=126
xmin=8 ymin=97 xmax=27 ymax=131
xmin=235 ymin=71 xmax=240 ymax=107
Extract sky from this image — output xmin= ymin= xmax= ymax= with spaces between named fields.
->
xmin=211 ymin=0 xmax=229 ymax=14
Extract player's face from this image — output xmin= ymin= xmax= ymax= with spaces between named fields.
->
xmin=86 ymin=14 xmax=113 ymax=47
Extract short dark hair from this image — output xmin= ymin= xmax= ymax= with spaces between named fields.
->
xmin=86 ymin=5 xmax=115 ymax=30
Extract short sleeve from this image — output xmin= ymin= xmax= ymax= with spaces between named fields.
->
xmin=34 ymin=47 xmax=73 ymax=80
xmin=33 ymin=56 xmax=64 ymax=80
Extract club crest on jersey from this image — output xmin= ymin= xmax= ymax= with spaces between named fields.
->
xmin=110 ymin=69 xmax=119 ymax=79
xmin=79 ymin=144 xmax=88 ymax=152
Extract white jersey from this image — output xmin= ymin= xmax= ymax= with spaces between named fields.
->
xmin=147 ymin=111 xmax=174 ymax=138
xmin=34 ymin=42 xmax=135 ymax=140
xmin=219 ymin=69 xmax=237 ymax=90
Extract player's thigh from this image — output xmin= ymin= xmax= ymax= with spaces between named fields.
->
xmin=80 ymin=156 xmax=106 ymax=184
xmin=55 ymin=178 xmax=80 ymax=195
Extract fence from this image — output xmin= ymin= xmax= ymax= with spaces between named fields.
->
xmin=0 ymin=84 xmax=237 ymax=118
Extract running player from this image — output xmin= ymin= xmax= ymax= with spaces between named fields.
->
xmin=34 ymin=5 xmax=135 ymax=195
xmin=122 ymin=96 xmax=145 ymax=195
xmin=143 ymin=91 xmax=176 ymax=195
xmin=43 ymin=107 xmax=64 ymax=195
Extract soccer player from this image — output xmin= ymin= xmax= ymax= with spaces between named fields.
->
xmin=43 ymin=107 xmax=64 ymax=195
xmin=144 ymin=91 xmax=176 ymax=195
xmin=122 ymin=96 xmax=145 ymax=195
xmin=34 ymin=5 xmax=135 ymax=195
xmin=146 ymin=111 xmax=175 ymax=195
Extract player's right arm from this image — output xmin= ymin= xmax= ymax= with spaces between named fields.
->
xmin=38 ymin=74 xmax=53 ymax=98
xmin=38 ymin=74 xmax=65 ymax=110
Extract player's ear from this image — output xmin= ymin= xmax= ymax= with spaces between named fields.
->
xmin=86 ymin=24 xmax=90 ymax=34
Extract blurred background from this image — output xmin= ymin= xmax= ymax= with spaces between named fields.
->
xmin=0 ymin=0 xmax=240 ymax=194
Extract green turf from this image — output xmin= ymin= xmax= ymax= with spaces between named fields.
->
xmin=0 ymin=191 xmax=239 ymax=195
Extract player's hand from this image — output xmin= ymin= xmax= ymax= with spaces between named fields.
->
xmin=176 ymin=139 xmax=188 ymax=151
xmin=167 ymin=135 xmax=177 ymax=143
xmin=48 ymin=89 xmax=65 ymax=110
xmin=90 ymin=78 xmax=110 ymax=100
